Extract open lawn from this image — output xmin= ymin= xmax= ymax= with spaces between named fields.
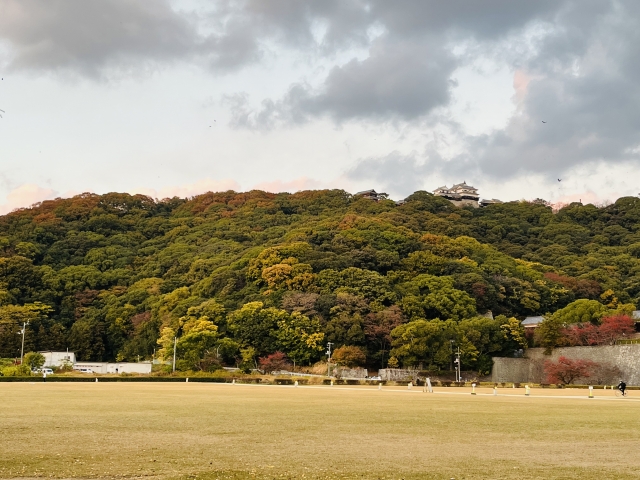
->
xmin=1 ymin=383 xmax=639 ymax=480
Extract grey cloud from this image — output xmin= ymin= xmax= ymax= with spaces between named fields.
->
xmin=460 ymin=0 xmax=640 ymax=179
xmin=0 ymin=0 xmax=566 ymax=80
xmin=340 ymin=0 xmax=640 ymax=187
xmin=240 ymin=0 xmax=373 ymax=53
xmin=0 ymin=0 xmax=199 ymax=75
xmin=0 ymin=0 xmax=373 ymax=77
xmin=366 ymin=0 xmax=560 ymax=40
xmin=298 ymin=39 xmax=456 ymax=121
xmin=228 ymin=37 xmax=457 ymax=127
xmin=224 ymin=1 xmax=568 ymax=126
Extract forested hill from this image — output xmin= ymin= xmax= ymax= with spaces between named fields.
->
xmin=1 ymin=189 xmax=639 ymax=373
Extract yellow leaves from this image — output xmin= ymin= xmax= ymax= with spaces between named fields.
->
xmin=600 ymin=289 xmax=619 ymax=308
xmin=286 ymin=272 xmax=315 ymax=291
xmin=261 ymin=262 xmax=314 ymax=290
xmin=458 ymin=256 xmax=478 ymax=268
xmin=304 ymin=332 xmax=325 ymax=350
xmin=247 ymin=242 xmax=312 ymax=282
xmin=156 ymin=327 xmax=176 ymax=361
xmin=262 ymin=263 xmax=294 ymax=288
xmin=182 ymin=318 xmax=218 ymax=335
xmin=500 ymin=317 xmax=527 ymax=349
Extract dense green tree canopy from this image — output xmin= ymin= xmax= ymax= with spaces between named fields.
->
xmin=1 ymin=189 xmax=638 ymax=370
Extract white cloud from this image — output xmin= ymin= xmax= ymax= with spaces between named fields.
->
xmin=0 ymin=184 xmax=57 ymax=214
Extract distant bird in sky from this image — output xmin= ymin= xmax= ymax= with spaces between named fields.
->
xmin=0 ymin=109 xmax=4 ymax=118
xmin=558 ymin=178 xmax=562 ymax=182
xmin=542 ymin=121 xmax=547 ymax=123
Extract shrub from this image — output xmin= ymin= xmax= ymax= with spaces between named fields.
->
xmin=544 ymin=356 xmax=598 ymax=384
xmin=332 ymin=346 xmax=366 ymax=367
xmin=23 ymin=352 xmax=45 ymax=370
xmin=198 ymin=353 xmax=223 ymax=372
xmin=1 ymin=364 xmax=31 ymax=377
xmin=258 ymin=352 xmax=291 ymax=373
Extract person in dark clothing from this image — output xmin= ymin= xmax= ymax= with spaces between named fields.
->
xmin=618 ymin=381 xmax=627 ymax=396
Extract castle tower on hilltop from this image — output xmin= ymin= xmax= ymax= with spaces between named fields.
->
xmin=434 ymin=181 xmax=480 ymax=208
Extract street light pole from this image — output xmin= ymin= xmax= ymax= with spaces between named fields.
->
xmin=18 ymin=321 xmax=29 ymax=365
xmin=172 ymin=336 xmax=177 ymax=373
xmin=326 ymin=342 xmax=333 ymax=377
xmin=455 ymin=347 xmax=461 ymax=382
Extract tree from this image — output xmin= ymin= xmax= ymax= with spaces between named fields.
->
xmin=215 ymin=337 xmax=240 ymax=365
xmin=499 ymin=316 xmax=528 ymax=352
xmin=156 ymin=327 xmax=176 ymax=363
xmin=68 ymin=318 xmax=105 ymax=361
xmin=227 ymin=302 xmax=280 ymax=356
xmin=556 ymin=314 xmax=634 ymax=347
xmin=364 ymin=306 xmax=404 ymax=368
xmin=550 ymin=299 xmax=609 ymax=324
xmin=544 ymin=356 xmax=598 ymax=384
xmin=390 ymin=319 xmax=459 ymax=369
xmin=7 ymin=188 xmax=640 ymax=370
xmin=598 ymin=315 xmax=635 ymax=345
xmin=275 ymin=312 xmax=324 ymax=367
xmin=324 ymin=293 xmax=368 ymax=346
xmin=175 ymin=319 xmax=218 ymax=371
xmin=536 ymin=299 xmax=610 ymax=351
xmin=239 ymin=347 xmax=257 ymax=372
xmin=332 ymin=345 xmax=366 ymax=367
xmin=399 ymin=274 xmax=477 ymax=321
xmin=458 ymin=317 xmax=509 ymax=374
xmin=258 ymin=351 xmax=291 ymax=373
xmin=23 ymin=352 xmax=45 ymax=370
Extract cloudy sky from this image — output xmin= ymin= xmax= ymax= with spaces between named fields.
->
xmin=1 ymin=0 xmax=640 ymax=213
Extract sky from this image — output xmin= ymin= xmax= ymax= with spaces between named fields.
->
xmin=1 ymin=0 xmax=640 ymax=214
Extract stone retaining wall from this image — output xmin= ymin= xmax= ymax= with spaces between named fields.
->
xmin=492 ymin=345 xmax=640 ymax=385
xmin=379 ymin=368 xmax=421 ymax=381
xmin=332 ymin=367 xmax=368 ymax=379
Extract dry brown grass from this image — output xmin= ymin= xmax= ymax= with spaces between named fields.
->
xmin=1 ymin=383 xmax=639 ymax=480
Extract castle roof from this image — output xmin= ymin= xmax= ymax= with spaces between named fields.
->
xmin=355 ymin=189 xmax=377 ymax=195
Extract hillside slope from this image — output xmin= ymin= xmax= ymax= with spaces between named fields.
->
xmin=1 ymin=190 xmax=639 ymax=371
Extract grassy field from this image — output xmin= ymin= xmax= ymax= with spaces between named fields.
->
xmin=1 ymin=383 xmax=639 ymax=480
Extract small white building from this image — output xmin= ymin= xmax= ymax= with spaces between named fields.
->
xmin=73 ymin=362 xmax=152 ymax=375
xmin=40 ymin=351 xmax=76 ymax=368
xmin=522 ymin=316 xmax=545 ymax=329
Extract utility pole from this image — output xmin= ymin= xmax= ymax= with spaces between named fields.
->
xmin=18 ymin=321 xmax=29 ymax=365
xmin=326 ymin=342 xmax=333 ymax=377
xmin=172 ymin=337 xmax=177 ymax=373
xmin=449 ymin=339 xmax=454 ymax=371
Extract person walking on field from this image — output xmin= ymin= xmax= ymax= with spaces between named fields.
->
xmin=618 ymin=380 xmax=626 ymax=396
